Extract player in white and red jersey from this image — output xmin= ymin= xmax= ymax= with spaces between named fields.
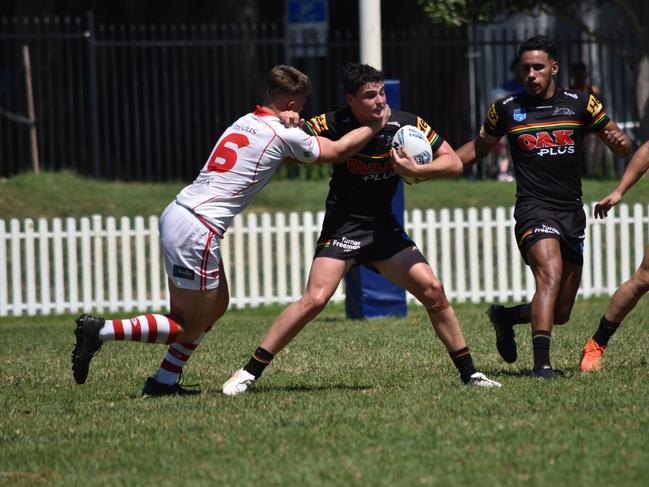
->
xmin=71 ymin=65 xmax=391 ymax=396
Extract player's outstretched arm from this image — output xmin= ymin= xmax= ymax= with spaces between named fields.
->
xmin=595 ymin=140 xmax=649 ymax=219
xmin=390 ymin=141 xmax=462 ymax=180
xmin=456 ymin=128 xmax=500 ymax=170
xmin=317 ymin=105 xmax=392 ymax=164
xmin=598 ymin=120 xmax=631 ymax=159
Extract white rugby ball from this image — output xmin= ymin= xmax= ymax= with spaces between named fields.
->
xmin=391 ymin=125 xmax=433 ymax=185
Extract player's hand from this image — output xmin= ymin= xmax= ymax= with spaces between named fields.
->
xmin=278 ymin=110 xmax=303 ymax=128
xmin=390 ymin=147 xmax=419 ymax=177
xmin=367 ymin=104 xmax=391 ymax=133
xmin=594 ymin=190 xmax=622 ymax=219
xmin=601 ymin=129 xmax=630 ymax=158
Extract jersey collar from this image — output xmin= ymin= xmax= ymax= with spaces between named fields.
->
xmin=254 ymin=105 xmax=276 ymax=117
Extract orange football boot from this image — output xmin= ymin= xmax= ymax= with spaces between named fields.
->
xmin=580 ymin=337 xmax=606 ymax=372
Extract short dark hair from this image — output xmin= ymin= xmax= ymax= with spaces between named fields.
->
xmin=518 ymin=35 xmax=557 ymax=61
xmin=342 ymin=63 xmax=384 ymax=95
xmin=266 ymin=65 xmax=312 ymax=99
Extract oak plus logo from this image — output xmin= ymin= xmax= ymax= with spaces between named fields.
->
xmin=517 ymin=129 xmax=575 ymax=157
xmin=346 ymin=157 xmax=394 ymax=182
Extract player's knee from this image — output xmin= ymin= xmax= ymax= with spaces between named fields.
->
xmin=633 ymin=267 xmax=649 ymax=293
xmin=302 ymin=292 xmax=330 ymax=313
xmin=534 ymin=266 xmax=562 ymax=292
xmin=420 ymin=279 xmax=449 ymax=312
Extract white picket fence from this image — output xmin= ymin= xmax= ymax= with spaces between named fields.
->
xmin=1 ymin=204 xmax=647 ymax=317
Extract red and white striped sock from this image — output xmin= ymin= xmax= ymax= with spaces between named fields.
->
xmin=152 ymin=325 xmax=213 ymax=385
xmin=98 ymin=314 xmax=181 ymax=344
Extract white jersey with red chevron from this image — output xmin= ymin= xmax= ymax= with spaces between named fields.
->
xmin=175 ymin=106 xmax=321 ymax=237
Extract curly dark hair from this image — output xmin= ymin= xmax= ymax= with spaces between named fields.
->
xmin=342 ymin=63 xmax=384 ymax=95
xmin=518 ymin=35 xmax=557 ymax=61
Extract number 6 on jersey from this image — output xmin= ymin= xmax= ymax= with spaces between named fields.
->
xmin=207 ymin=133 xmax=250 ymax=173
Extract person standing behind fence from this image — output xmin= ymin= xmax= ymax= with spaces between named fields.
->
xmin=580 ymin=140 xmax=649 ymax=371
xmin=570 ymin=61 xmax=607 ymax=178
xmin=489 ymin=58 xmax=525 ymax=182
xmin=70 ymin=64 xmax=392 ymax=396
xmin=222 ymin=63 xmax=502 ymax=396
xmin=457 ymin=35 xmax=630 ymax=379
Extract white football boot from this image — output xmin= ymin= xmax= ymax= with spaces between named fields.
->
xmin=222 ymin=368 xmax=256 ymax=396
xmin=464 ymin=372 xmax=502 ymax=388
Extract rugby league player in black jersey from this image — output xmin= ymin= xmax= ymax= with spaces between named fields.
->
xmin=458 ymin=35 xmax=631 ymax=378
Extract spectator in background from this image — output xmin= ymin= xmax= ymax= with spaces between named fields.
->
xmin=571 ymin=61 xmax=606 ymax=178
xmin=489 ymin=58 xmax=525 ymax=182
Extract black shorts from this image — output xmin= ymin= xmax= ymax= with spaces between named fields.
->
xmin=314 ymin=212 xmax=414 ymax=270
xmin=514 ymin=204 xmax=586 ymax=266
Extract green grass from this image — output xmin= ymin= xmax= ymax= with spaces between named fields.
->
xmin=2 ymin=170 xmax=649 ymax=219
xmin=2 ymin=298 xmax=649 ymax=486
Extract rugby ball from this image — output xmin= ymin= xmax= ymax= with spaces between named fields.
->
xmin=391 ymin=125 xmax=433 ymax=185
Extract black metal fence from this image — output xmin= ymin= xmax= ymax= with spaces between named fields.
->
xmin=0 ymin=14 xmax=640 ymax=181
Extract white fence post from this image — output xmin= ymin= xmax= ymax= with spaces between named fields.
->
xmin=134 ymin=216 xmax=147 ymax=310
xmin=247 ymin=213 xmax=260 ymax=308
xmin=633 ymin=204 xmax=644 ymax=270
xmin=261 ymin=212 xmax=273 ymax=305
xmin=619 ymin=204 xmax=630 ymax=283
xmin=92 ymin=215 xmax=105 ymax=313
xmin=440 ymin=209 xmax=453 ymax=298
xmin=289 ymin=212 xmax=301 ymax=300
xmin=605 ymin=208 xmax=617 ymax=294
xmin=52 ymin=218 xmax=66 ymax=314
xmin=591 ymin=207 xmax=603 ymax=296
xmin=582 ymin=204 xmax=593 ymax=299
xmin=149 ymin=215 xmax=161 ymax=311
xmin=467 ymin=208 xmax=480 ymax=303
xmin=0 ymin=220 xmax=6 ymax=316
xmin=276 ymin=212 xmax=288 ymax=304
xmin=38 ymin=218 xmax=50 ymax=315
xmin=80 ymin=217 xmax=92 ymax=310
xmin=66 ymin=217 xmax=79 ymax=314
xmin=10 ymin=219 xmax=22 ymax=316
xmin=25 ymin=219 xmax=37 ymax=315
xmin=495 ymin=207 xmax=508 ymax=302
xmin=106 ymin=217 xmax=119 ymax=312
xmin=232 ymin=215 xmax=245 ymax=308
xmin=454 ymin=208 xmax=466 ymax=303
xmin=120 ymin=216 xmax=133 ymax=312
xmin=481 ymin=207 xmax=494 ymax=302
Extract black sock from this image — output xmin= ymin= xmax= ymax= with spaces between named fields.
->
xmin=501 ymin=303 xmax=530 ymax=325
xmin=449 ymin=347 xmax=477 ymax=384
xmin=592 ymin=316 xmax=620 ymax=347
xmin=532 ymin=330 xmax=551 ymax=370
xmin=243 ymin=347 xmax=274 ymax=378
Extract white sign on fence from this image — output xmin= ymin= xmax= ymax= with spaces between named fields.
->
xmin=0 ymin=204 xmax=647 ymax=317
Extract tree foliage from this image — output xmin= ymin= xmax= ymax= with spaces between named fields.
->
xmin=418 ymin=0 xmax=646 ymax=57
xmin=419 ymin=0 xmax=649 ymax=139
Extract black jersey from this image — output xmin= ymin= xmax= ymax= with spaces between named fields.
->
xmin=483 ymin=87 xmax=610 ymax=210
xmin=303 ymin=107 xmax=444 ymax=219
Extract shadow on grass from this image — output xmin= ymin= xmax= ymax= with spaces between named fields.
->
xmin=250 ymin=383 xmax=374 ymax=393
xmin=129 ymin=383 xmax=374 ymax=398
xmin=195 ymin=383 xmax=374 ymax=396
xmin=478 ymin=367 xmax=578 ymax=378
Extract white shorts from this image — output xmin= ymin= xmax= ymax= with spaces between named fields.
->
xmin=159 ymin=201 xmax=222 ymax=290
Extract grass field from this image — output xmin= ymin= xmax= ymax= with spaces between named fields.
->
xmin=2 ymin=170 xmax=649 ymax=218
xmin=2 ymin=298 xmax=649 ymax=486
